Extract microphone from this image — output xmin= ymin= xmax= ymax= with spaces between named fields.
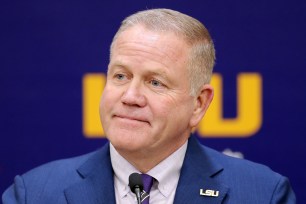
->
xmin=129 ymin=173 xmax=143 ymax=204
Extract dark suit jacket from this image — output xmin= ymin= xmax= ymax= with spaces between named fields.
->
xmin=2 ymin=136 xmax=296 ymax=203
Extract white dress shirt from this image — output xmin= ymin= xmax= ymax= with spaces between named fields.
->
xmin=110 ymin=141 xmax=188 ymax=204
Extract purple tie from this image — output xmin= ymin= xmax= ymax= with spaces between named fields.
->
xmin=140 ymin=174 xmax=154 ymax=204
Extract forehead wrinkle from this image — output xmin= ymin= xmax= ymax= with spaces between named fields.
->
xmin=113 ymin=24 xmax=189 ymax=64
xmin=112 ymin=40 xmax=184 ymax=72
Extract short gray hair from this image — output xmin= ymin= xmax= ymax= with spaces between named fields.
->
xmin=110 ymin=9 xmax=215 ymax=96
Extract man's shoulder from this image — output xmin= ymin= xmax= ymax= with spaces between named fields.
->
xmin=202 ymin=144 xmax=281 ymax=179
xmin=186 ymin=136 xmax=284 ymax=186
xmin=2 ymin=144 xmax=114 ymax=204
xmin=178 ymin=137 xmax=296 ymax=203
xmin=22 ymin=150 xmax=98 ymax=180
xmin=2 ymin=150 xmax=102 ymax=204
xmin=199 ymin=143 xmax=294 ymax=200
xmin=15 ymin=149 xmax=103 ymax=196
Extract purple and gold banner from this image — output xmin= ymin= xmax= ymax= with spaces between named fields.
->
xmin=1 ymin=0 xmax=305 ymax=201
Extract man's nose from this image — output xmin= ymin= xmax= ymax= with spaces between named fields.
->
xmin=121 ymin=81 xmax=147 ymax=107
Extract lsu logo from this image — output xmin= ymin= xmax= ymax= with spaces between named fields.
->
xmin=200 ymin=189 xmax=219 ymax=197
xmin=82 ymin=72 xmax=262 ymax=138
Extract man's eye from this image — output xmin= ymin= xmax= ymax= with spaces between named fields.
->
xmin=115 ymin=74 xmax=126 ymax=80
xmin=150 ymin=79 xmax=163 ymax=87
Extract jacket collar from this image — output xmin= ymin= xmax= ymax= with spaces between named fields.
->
xmin=174 ymin=135 xmax=229 ymax=204
xmin=63 ymin=136 xmax=228 ymax=204
xmin=64 ymin=143 xmax=116 ymax=204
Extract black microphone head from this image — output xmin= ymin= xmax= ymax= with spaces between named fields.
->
xmin=129 ymin=173 xmax=144 ymax=193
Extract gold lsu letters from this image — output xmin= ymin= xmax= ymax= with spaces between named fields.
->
xmin=82 ymin=73 xmax=262 ymax=138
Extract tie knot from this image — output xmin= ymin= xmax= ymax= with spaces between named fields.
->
xmin=141 ymin=174 xmax=154 ymax=193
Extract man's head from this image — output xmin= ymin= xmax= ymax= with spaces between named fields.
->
xmin=110 ymin=8 xmax=215 ymax=96
xmin=100 ymin=9 xmax=214 ymax=171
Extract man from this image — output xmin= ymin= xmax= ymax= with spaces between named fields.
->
xmin=2 ymin=8 xmax=296 ymax=204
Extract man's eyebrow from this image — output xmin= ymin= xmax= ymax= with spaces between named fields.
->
xmin=107 ymin=61 xmax=127 ymax=73
xmin=146 ymin=69 xmax=168 ymax=77
xmin=109 ymin=59 xmax=125 ymax=67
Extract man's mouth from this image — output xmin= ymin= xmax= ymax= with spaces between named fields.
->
xmin=114 ymin=114 xmax=150 ymax=125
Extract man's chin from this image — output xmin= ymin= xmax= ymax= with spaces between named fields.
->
xmin=107 ymin=125 xmax=151 ymax=139
xmin=112 ymin=141 xmax=148 ymax=155
xmin=108 ymin=133 xmax=149 ymax=149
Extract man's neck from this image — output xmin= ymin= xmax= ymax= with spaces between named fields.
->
xmin=115 ymin=139 xmax=188 ymax=173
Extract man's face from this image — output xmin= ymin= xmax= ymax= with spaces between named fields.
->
xmin=100 ymin=25 xmax=199 ymax=157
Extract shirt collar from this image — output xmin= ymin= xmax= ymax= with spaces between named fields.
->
xmin=110 ymin=140 xmax=188 ymax=198
xmin=147 ymin=141 xmax=188 ymax=197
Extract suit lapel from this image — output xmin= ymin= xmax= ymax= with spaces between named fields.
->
xmin=174 ymin=136 xmax=229 ymax=204
xmin=64 ymin=143 xmax=116 ymax=204
xmin=63 ymin=136 xmax=229 ymax=204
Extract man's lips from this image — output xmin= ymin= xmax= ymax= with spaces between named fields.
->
xmin=113 ymin=114 xmax=150 ymax=125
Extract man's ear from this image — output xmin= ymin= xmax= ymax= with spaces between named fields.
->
xmin=189 ymin=84 xmax=214 ymax=128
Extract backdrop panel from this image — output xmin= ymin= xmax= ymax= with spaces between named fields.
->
xmin=1 ymin=0 xmax=305 ymax=202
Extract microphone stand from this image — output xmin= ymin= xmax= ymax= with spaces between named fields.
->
xmin=134 ymin=186 xmax=142 ymax=204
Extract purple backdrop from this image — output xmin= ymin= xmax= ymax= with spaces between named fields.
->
xmin=1 ymin=0 xmax=305 ymax=202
